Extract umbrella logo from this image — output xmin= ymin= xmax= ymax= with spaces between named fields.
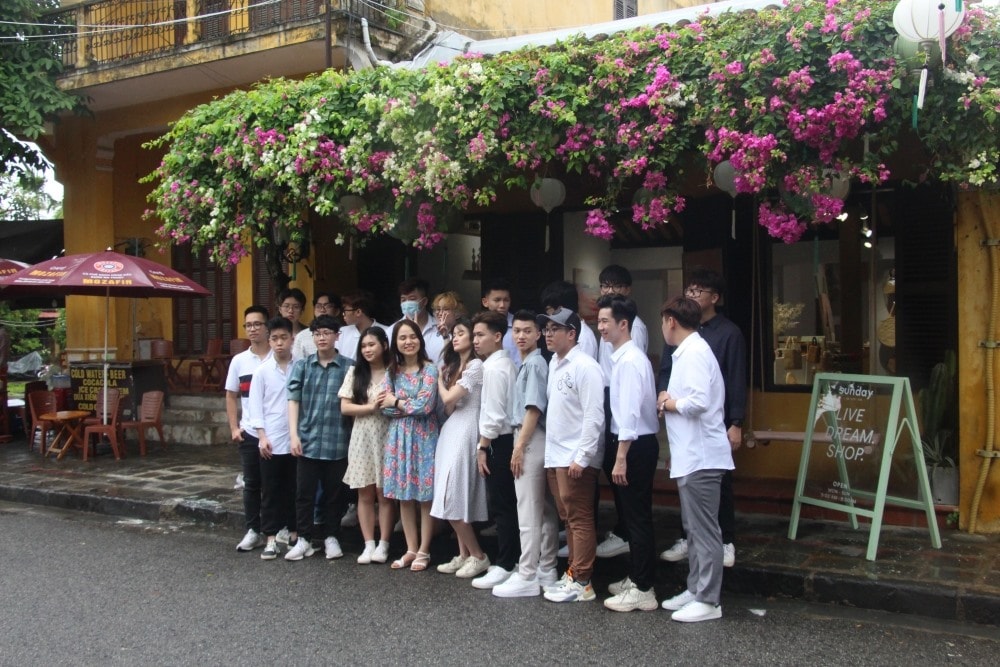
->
xmin=94 ymin=261 xmax=125 ymax=273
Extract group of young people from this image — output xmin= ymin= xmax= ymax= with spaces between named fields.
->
xmin=225 ymin=266 xmax=746 ymax=623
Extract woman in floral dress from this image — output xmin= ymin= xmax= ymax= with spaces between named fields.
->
xmin=379 ymin=319 xmax=440 ymax=571
xmin=339 ymin=327 xmax=393 ymax=565
xmin=431 ymin=319 xmax=491 ymax=578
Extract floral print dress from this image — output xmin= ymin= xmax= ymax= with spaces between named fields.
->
xmin=381 ymin=362 xmax=440 ymax=502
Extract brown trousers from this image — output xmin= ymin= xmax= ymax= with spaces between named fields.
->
xmin=546 ymin=466 xmax=599 ymax=582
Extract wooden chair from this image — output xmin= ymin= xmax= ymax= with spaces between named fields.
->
xmin=229 ymin=338 xmax=251 ymax=355
xmin=27 ymin=390 xmax=57 ymax=455
xmin=120 ymin=390 xmax=166 ymax=456
xmin=151 ymin=338 xmax=185 ymax=391
xmin=192 ymin=338 xmax=226 ymax=391
xmin=82 ymin=388 xmax=123 ymax=461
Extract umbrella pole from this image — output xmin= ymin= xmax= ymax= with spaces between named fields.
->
xmin=103 ymin=288 xmax=109 ymax=426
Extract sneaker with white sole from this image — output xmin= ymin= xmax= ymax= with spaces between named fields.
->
xmin=604 ymin=586 xmax=658 ymax=612
xmin=543 ymin=579 xmax=596 ymax=603
xmin=471 ymin=565 xmax=512 ymax=590
xmin=371 ymin=541 xmax=390 ymax=564
xmin=595 ymin=532 xmax=630 ymax=558
xmin=341 ymin=503 xmax=359 ymax=528
xmin=723 ymin=543 xmax=736 ymax=568
xmin=324 ymin=536 xmax=344 ymax=559
xmin=671 ymin=600 xmax=722 ymax=622
xmin=544 ymin=571 xmax=572 ymax=593
xmin=608 ymin=576 xmax=633 ymax=596
xmin=260 ymin=540 xmax=279 ymax=560
xmin=492 ymin=573 xmax=541 ymax=598
xmin=436 ymin=555 xmax=468 ymax=574
xmin=660 ymin=589 xmax=696 ymax=611
xmin=357 ymin=541 xmax=376 ymax=564
xmin=537 ymin=568 xmax=559 ymax=588
xmin=659 ymin=538 xmax=688 ymax=562
xmin=284 ymin=537 xmax=315 ymax=561
xmin=236 ymin=529 xmax=265 ymax=552
xmin=455 ymin=555 xmax=491 ymax=579
xmin=557 ymin=544 xmax=569 ymax=558
xmin=275 ymin=527 xmax=291 ymax=546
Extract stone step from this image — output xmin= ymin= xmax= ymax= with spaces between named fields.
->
xmin=162 ymin=421 xmax=231 ymax=447
xmin=162 ymin=394 xmax=229 ymax=446
xmin=163 ymin=407 xmax=230 ymax=426
xmin=168 ymin=394 xmax=227 ymax=410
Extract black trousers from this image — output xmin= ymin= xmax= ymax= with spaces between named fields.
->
xmin=238 ymin=434 xmax=262 ymax=533
xmin=598 ymin=387 xmax=629 ymax=541
xmin=295 ymin=457 xmax=347 ymax=542
xmin=260 ymin=453 xmax=297 ymax=536
xmin=609 ymin=433 xmax=659 ymax=591
xmin=680 ymin=469 xmax=735 ymax=544
xmin=485 ymin=433 xmax=521 ymax=571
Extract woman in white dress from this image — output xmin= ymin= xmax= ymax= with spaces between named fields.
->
xmin=339 ymin=327 xmax=394 ymax=564
xmin=431 ymin=318 xmax=491 ymax=578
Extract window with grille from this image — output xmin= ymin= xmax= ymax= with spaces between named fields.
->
xmin=614 ymin=0 xmax=638 ymax=20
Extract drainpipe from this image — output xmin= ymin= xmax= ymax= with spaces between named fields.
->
xmin=325 ymin=0 xmax=332 ymax=69
xmin=361 ymin=18 xmax=393 ymax=67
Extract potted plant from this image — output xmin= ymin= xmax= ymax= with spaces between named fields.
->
xmin=918 ymin=351 xmax=958 ymax=506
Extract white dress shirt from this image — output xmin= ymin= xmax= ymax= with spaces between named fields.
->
xmin=544 ymin=345 xmax=605 ymax=469
xmin=292 ymin=328 xmax=316 ymax=360
xmin=609 ymin=340 xmax=659 ymax=441
xmin=600 ymin=315 xmax=648 ymax=386
xmin=479 ymin=349 xmax=516 ymax=440
xmin=338 ymin=321 xmax=391 ymax=361
xmin=664 ymin=332 xmax=735 ymax=478
xmin=247 ymin=355 xmax=294 ymax=455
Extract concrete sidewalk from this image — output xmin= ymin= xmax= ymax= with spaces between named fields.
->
xmin=1 ymin=435 xmax=998 ymax=627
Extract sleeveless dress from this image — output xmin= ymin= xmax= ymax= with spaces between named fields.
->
xmin=338 ymin=366 xmax=390 ymax=489
xmin=381 ymin=363 xmax=440 ymax=502
xmin=431 ymin=360 xmax=488 ymax=523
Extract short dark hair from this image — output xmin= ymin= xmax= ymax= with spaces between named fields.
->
xmin=512 ymin=309 xmax=538 ymax=325
xmin=266 ymin=316 xmax=294 ymax=334
xmin=472 ymin=310 xmax=507 ymax=337
xmin=599 ymin=264 xmax=632 ymax=287
xmin=482 ymin=277 xmax=512 ymax=298
xmin=277 ymin=287 xmax=306 ymax=307
xmin=310 ymin=314 xmax=342 ymax=333
xmin=244 ymin=305 xmax=269 ymax=319
xmin=398 ymin=277 xmax=430 ymax=298
xmin=688 ymin=267 xmax=725 ymax=296
xmin=596 ymin=294 xmax=637 ymax=331
xmin=353 ymin=295 xmax=377 ymax=319
xmin=314 ymin=291 xmax=341 ymax=309
xmin=661 ymin=296 xmax=701 ymax=330
xmin=540 ymin=280 xmax=579 ymax=312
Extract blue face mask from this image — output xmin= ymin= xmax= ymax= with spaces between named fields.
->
xmin=400 ymin=299 xmax=421 ymax=320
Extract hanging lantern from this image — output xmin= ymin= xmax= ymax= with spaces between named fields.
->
xmin=386 ymin=206 xmax=419 ymax=243
xmin=338 ymin=194 xmax=366 ymax=216
xmin=529 ymin=178 xmax=566 ymax=213
xmin=823 ymin=169 xmax=851 ymax=201
xmin=713 ymin=160 xmax=738 ymax=198
xmin=893 ymin=0 xmax=965 ymax=49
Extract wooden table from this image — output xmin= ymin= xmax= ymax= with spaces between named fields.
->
xmin=39 ymin=410 xmax=90 ymax=460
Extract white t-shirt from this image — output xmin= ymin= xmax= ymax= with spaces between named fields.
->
xmin=224 ymin=347 xmax=271 ymax=434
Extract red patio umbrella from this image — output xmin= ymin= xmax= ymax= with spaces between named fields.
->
xmin=0 ymin=258 xmax=29 ymax=277
xmin=0 ymin=249 xmax=211 ymax=422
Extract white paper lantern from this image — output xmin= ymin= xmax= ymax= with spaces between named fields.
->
xmin=823 ymin=169 xmax=850 ymax=201
xmin=893 ymin=0 xmax=965 ymax=43
xmin=713 ymin=160 xmax=738 ymax=198
xmin=338 ymin=194 xmax=366 ymax=215
xmin=530 ymin=178 xmax=566 ymax=213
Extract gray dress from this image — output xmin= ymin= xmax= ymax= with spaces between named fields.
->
xmin=430 ymin=360 xmax=488 ymax=523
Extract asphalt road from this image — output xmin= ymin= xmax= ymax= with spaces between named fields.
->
xmin=0 ymin=502 xmax=997 ymax=666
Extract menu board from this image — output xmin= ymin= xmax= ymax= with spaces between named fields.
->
xmin=69 ymin=364 xmax=132 ymax=414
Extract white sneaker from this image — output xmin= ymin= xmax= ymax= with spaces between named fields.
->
xmin=544 ymin=571 xmax=571 ymax=593
xmin=558 ymin=529 xmax=567 ymax=541
xmin=608 ymin=576 xmax=633 ymax=596
xmin=671 ymin=600 xmax=722 ymax=622
xmin=275 ymin=527 xmax=291 ymax=546
xmin=455 ymin=555 xmax=491 ymax=579
xmin=604 ymin=586 xmax=658 ymax=612
xmin=371 ymin=541 xmax=390 ymax=564
xmin=324 ymin=536 xmax=344 ymax=559
xmin=660 ymin=538 xmax=688 ymax=562
xmin=723 ymin=543 xmax=736 ymax=568
xmin=236 ymin=529 xmax=265 ymax=552
xmin=260 ymin=539 xmax=279 ymax=560
xmin=471 ymin=565 xmax=512 ymax=590
xmin=661 ymin=589 xmax=696 ymax=611
xmin=357 ymin=541 xmax=376 ymax=564
xmin=557 ymin=544 xmax=569 ymax=558
xmin=595 ymin=532 xmax=630 ymax=558
xmin=537 ymin=568 xmax=559 ymax=587
xmin=341 ymin=503 xmax=359 ymax=528
xmin=492 ymin=573 xmax=541 ymax=598
xmin=543 ymin=579 xmax=596 ymax=603
xmin=284 ymin=537 xmax=315 ymax=561
xmin=436 ymin=555 xmax=468 ymax=574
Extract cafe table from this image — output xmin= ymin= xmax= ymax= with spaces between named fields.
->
xmin=39 ymin=410 xmax=90 ymax=460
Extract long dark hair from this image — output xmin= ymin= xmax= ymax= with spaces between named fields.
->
xmin=388 ymin=319 xmax=430 ymax=381
xmin=441 ymin=317 xmax=473 ymax=389
xmin=350 ymin=326 xmax=390 ymax=404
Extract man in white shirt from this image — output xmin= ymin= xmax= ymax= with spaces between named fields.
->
xmin=226 ymin=305 xmax=272 ymax=552
xmin=481 ymin=278 xmax=521 ymax=370
xmin=538 ymin=308 xmax=604 ymax=603
xmin=248 ymin=316 xmax=299 ymax=560
xmin=540 ymin=280 xmax=598 ymax=360
xmin=292 ymin=292 xmax=340 ymax=359
xmin=338 ymin=291 xmax=390 ymax=361
xmin=397 ymin=277 xmax=446 ymax=365
xmin=596 ymin=295 xmax=660 ymax=613
xmin=595 ymin=265 xmax=649 ymax=560
xmin=657 ymin=296 xmax=735 ymax=623
xmin=472 ymin=310 xmax=519 ymax=591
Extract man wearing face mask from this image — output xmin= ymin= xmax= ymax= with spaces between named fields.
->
xmin=397 ymin=277 xmax=446 ymax=365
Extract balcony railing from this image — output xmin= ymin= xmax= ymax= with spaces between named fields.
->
xmin=46 ymin=0 xmax=408 ymax=71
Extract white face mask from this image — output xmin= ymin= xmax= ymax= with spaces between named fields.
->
xmin=400 ymin=299 xmax=421 ymax=320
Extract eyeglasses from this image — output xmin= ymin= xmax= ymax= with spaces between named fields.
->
xmin=600 ymin=282 xmax=626 ymax=291
xmin=543 ymin=326 xmax=567 ymax=335
xmin=280 ymin=302 xmax=303 ymax=311
xmin=341 ymin=307 xmax=357 ymax=313
xmin=314 ymin=301 xmax=332 ymax=309
xmin=312 ymin=330 xmax=336 ymax=338
xmin=243 ymin=322 xmax=265 ymax=330
xmin=685 ymin=287 xmax=714 ymax=298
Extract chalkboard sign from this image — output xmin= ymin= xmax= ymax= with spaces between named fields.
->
xmin=787 ymin=373 xmax=941 ymax=561
xmin=69 ymin=361 xmax=169 ymax=418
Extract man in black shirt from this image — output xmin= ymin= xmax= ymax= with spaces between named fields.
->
xmin=656 ymin=268 xmax=746 ymax=568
